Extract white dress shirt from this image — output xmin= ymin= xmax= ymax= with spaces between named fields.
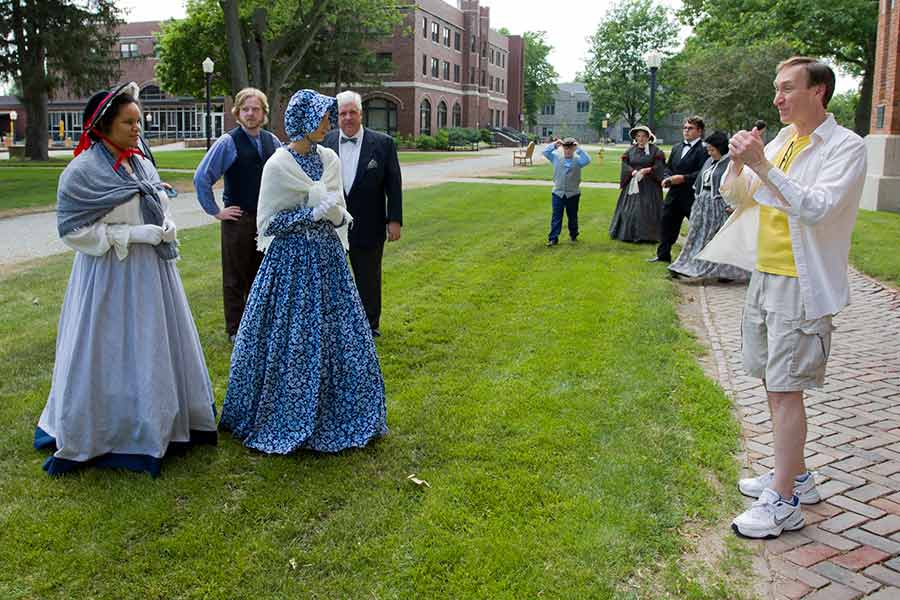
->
xmin=681 ymin=138 xmax=699 ymax=158
xmin=339 ymin=126 xmax=364 ymax=195
xmin=697 ymin=114 xmax=867 ymax=319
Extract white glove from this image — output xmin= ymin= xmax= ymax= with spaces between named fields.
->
xmin=162 ymin=218 xmax=177 ymax=243
xmin=312 ymin=195 xmax=338 ymax=222
xmin=324 ymin=192 xmax=344 ymax=225
xmin=129 ymin=224 xmax=165 ymax=245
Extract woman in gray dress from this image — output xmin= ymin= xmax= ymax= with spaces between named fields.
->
xmin=668 ymin=131 xmax=750 ymax=281
xmin=608 ymin=125 xmax=666 ymax=242
xmin=34 ymin=83 xmax=218 ymax=476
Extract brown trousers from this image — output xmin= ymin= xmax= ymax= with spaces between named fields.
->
xmin=221 ymin=213 xmax=264 ymax=336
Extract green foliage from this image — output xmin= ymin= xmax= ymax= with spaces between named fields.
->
xmin=155 ymin=0 xmax=231 ymax=99
xmin=676 ymin=0 xmax=877 ymax=134
xmin=434 ymin=128 xmax=450 ymax=150
xmin=583 ymin=0 xmax=679 ymax=131
xmin=668 ymin=39 xmax=794 ymax=132
xmin=479 ymin=129 xmax=494 ymax=144
xmin=829 ymin=90 xmax=860 ymax=130
xmin=415 ymin=134 xmax=436 ymax=150
xmin=523 ymin=31 xmax=559 ymax=128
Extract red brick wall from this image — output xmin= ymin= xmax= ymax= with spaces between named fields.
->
xmin=871 ymin=0 xmax=900 ymax=134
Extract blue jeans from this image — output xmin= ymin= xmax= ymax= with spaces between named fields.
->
xmin=548 ymin=193 xmax=580 ymax=242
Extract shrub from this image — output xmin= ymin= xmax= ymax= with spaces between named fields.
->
xmin=434 ymin=129 xmax=450 ymax=150
xmin=479 ymin=129 xmax=494 ymax=144
xmin=415 ymin=134 xmax=436 ymax=150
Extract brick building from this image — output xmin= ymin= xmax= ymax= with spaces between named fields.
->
xmin=861 ymin=0 xmax=900 ymax=212
xmin=1 ymin=0 xmax=524 ymax=146
xmin=356 ymin=0 xmax=525 ymax=138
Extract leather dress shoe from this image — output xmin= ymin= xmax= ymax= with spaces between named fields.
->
xmin=646 ymin=256 xmax=670 ymax=263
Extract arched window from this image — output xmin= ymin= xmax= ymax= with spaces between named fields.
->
xmin=140 ymin=84 xmax=165 ymax=101
xmin=437 ymin=101 xmax=448 ymax=129
xmin=363 ymin=98 xmax=397 ymax=136
xmin=452 ymin=103 xmax=462 ymax=127
xmin=419 ymin=99 xmax=432 ymax=136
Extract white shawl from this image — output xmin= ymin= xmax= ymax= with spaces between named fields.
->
xmin=256 ymin=145 xmax=352 ymax=252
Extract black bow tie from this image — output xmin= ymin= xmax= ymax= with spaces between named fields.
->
xmin=341 ymin=136 xmax=357 ymax=144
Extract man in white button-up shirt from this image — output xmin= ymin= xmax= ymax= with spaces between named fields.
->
xmin=700 ymin=57 xmax=866 ymax=540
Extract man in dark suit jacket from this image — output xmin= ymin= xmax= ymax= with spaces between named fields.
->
xmin=323 ymin=91 xmax=402 ymax=336
xmin=650 ymin=116 xmax=707 ymax=263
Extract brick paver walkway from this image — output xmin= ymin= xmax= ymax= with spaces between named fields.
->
xmin=697 ymin=268 xmax=900 ymax=599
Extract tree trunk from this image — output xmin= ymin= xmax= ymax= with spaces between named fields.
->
xmin=268 ymin=94 xmax=285 ymax=140
xmin=220 ymin=0 xmax=250 ymax=93
xmin=23 ymin=89 xmax=49 ymax=161
xmin=855 ymin=60 xmax=874 ymax=136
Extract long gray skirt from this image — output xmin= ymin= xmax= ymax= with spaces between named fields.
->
xmin=36 ymin=244 xmax=217 ymax=475
xmin=669 ymin=189 xmax=751 ymax=281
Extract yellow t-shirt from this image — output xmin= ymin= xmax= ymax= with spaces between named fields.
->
xmin=756 ymin=134 xmax=811 ymax=276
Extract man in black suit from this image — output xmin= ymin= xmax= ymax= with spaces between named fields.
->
xmin=649 ymin=116 xmax=707 ymax=263
xmin=323 ymin=91 xmax=402 ymax=337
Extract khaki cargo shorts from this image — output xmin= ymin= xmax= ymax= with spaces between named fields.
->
xmin=741 ymin=271 xmax=835 ymax=392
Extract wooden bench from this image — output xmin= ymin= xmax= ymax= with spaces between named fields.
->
xmin=512 ymin=141 xmax=535 ymax=166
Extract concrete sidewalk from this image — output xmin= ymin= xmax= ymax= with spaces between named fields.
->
xmin=687 ymin=271 xmax=900 ymax=599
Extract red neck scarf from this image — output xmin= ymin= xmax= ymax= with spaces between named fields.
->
xmin=73 ymin=91 xmax=144 ymax=171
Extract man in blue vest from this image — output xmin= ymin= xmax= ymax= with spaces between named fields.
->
xmin=194 ymin=88 xmax=281 ymax=341
xmin=543 ymin=137 xmax=591 ymax=246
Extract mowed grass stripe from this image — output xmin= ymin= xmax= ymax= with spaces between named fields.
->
xmin=0 ymin=184 xmax=749 ymax=599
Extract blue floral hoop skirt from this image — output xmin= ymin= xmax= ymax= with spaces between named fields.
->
xmin=220 ymin=218 xmax=387 ymax=454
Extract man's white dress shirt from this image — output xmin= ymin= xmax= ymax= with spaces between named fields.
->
xmin=339 ymin=126 xmax=364 ymax=195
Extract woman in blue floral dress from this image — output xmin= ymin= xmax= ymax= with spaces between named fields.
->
xmin=219 ymin=89 xmax=387 ymax=454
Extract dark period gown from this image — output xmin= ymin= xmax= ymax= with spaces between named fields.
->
xmin=608 ymin=144 xmax=666 ymax=242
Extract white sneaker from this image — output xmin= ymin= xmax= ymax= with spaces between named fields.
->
xmin=732 ymin=488 xmax=805 ymax=539
xmin=738 ymin=470 xmax=821 ymax=504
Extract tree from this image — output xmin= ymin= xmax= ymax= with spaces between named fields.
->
xmin=669 ymin=39 xmax=794 ymax=133
xmin=156 ymin=0 xmax=401 ymax=135
xmin=829 ymin=90 xmax=860 ymax=130
xmin=582 ymin=0 xmax=678 ymax=131
xmin=678 ymin=0 xmax=877 ymax=134
xmin=522 ymin=31 xmax=558 ymax=129
xmin=0 ymin=0 xmax=122 ymax=160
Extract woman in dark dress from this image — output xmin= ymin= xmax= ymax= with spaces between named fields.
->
xmin=608 ymin=125 xmax=666 ymax=243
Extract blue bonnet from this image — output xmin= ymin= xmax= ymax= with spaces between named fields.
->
xmin=284 ymin=89 xmax=338 ymax=142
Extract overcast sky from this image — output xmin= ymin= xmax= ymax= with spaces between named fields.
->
xmin=117 ymin=0 xmax=857 ymax=91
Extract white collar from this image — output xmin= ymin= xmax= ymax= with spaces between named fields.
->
xmin=341 ymin=127 xmax=364 ymax=143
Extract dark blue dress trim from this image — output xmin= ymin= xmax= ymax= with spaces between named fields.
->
xmin=34 ymin=427 xmax=217 ymax=477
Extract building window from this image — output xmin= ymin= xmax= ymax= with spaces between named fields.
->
xmin=120 ymin=42 xmax=139 ymax=58
xmin=489 ymin=75 xmax=494 ymax=90
xmin=141 ymin=84 xmax=165 ymax=100
xmin=454 ymin=31 xmax=461 ymax=51
xmin=420 ymin=99 xmax=432 ymax=135
xmin=452 ymin=103 xmax=462 ymax=127
xmin=363 ymin=98 xmax=397 ymax=136
xmin=489 ymin=108 xmax=493 ymax=126
xmin=501 ymin=53 xmax=505 ymax=67
xmin=431 ymin=57 xmax=439 ymax=77
xmin=432 ymin=22 xmax=439 ymax=42
xmin=422 ymin=54 xmax=427 ymax=76
xmin=577 ymin=101 xmax=590 ymax=113
xmin=481 ymin=70 xmax=486 ymax=86
xmin=471 ymin=34 xmax=477 ymax=52
xmin=490 ymin=48 xmax=495 ymax=64
xmin=437 ymin=101 xmax=448 ymax=129
xmin=443 ymin=27 xmax=450 ymax=47
xmin=422 ymin=16 xmax=428 ymax=38
xmin=482 ymin=41 xmax=487 ymax=57
xmin=375 ymin=52 xmax=392 ymax=72
xmin=541 ymin=102 xmax=555 ymax=115
xmin=470 ymin=67 xmax=476 ymax=84
xmin=443 ymin=61 xmax=450 ymax=80
xmin=453 ymin=64 xmax=460 ymax=83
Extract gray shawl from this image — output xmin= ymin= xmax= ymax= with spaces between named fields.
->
xmin=57 ymin=143 xmax=177 ymax=260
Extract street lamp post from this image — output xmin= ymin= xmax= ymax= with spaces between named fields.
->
xmin=644 ymin=50 xmax=662 ymax=133
xmin=144 ymin=112 xmax=153 ymax=139
xmin=202 ymin=57 xmax=215 ymax=150
xmin=9 ymin=110 xmax=17 ymax=145
xmin=603 ymin=112 xmax=611 ymax=144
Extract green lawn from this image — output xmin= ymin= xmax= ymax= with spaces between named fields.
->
xmin=494 ymin=153 xmax=623 ymax=183
xmin=0 ymin=184 xmax=753 ymax=599
xmin=852 ymin=209 xmax=900 ymax=288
